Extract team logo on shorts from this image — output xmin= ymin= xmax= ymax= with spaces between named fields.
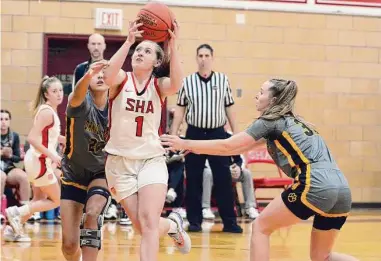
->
xmin=288 ymin=193 xmax=297 ymax=203
xmin=48 ymin=174 xmax=53 ymax=180
xmin=110 ymin=187 xmax=116 ymax=195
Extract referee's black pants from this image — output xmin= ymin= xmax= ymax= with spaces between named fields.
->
xmin=185 ymin=125 xmax=237 ymax=228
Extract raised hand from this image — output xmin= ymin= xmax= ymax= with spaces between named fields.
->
xmin=127 ymin=19 xmax=144 ymax=45
xmin=167 ymin=20 xmax=179 ymax=51
xmin=88 ymin=60 xmax=108 ymax=77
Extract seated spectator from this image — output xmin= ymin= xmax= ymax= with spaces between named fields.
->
xmin=0 ymin=109 xmax=30 ymax=206
xmin=202 ymin=132 xmax=260 ymax=220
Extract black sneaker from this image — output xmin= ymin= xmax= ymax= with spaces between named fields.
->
xmin=222 ymin=224 xmax=243 ymax=233
xmin=188 ymin=224 xmax=202 ymax=232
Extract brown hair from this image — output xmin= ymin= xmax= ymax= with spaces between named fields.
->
xmin=32 ymin=75 xmax=61 ymax=115
xmin=260 ymin=79 xmax=315 ymax=129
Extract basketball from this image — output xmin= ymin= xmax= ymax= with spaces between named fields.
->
xmin=137 ymin=2 xmax=175 ymax=43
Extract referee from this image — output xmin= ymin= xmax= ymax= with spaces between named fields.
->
xmin=171 ymin=44 xmax=242 ymax=233
xmin=71 ymin=33 xmax=106 ymax=90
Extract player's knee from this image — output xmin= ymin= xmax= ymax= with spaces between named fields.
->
xmin=62 ymin=239 xmax=80 ymax=256
xmin=80 ymin=186 xmax=111 ymax=250
xmin=84 ymin=204 xmax=104 ymax=227
xmin=252 ymin=218 xmax=275 ymax=236
xmin=138 ymin=210 xmax=159 ymax=232
xmin=310 ymin=250 xmax=331 ymax=261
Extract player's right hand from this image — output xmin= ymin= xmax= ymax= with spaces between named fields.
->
xmin=88 ymin=60 xmax=108 ymax=77
xmin=127 ymin=19 xmax=144 ymax=44
xmin=52 ymin=154 xmax=62 ymax=168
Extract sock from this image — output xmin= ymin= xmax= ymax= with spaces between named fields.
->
xmin=168 ymin=219 xmax=178 ymax=234
xmin=20 ymin=201 xmax=29 ymax=205
xmin=18 ymin=204 xmax=31 ymax=217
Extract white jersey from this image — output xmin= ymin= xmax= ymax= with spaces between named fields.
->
xmin=105 ymin=72 xmax=165 ymax=159
xmin=29 ymin=104 xmax=61 ymax=158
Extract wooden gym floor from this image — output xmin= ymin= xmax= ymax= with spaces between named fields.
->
xmin=1 ymin=210 xmax=380 ymax=261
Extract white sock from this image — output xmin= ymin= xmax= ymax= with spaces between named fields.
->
xmin=168 ymin=219 xmax=178 ymax=234
xmin=18 ymin=204 xmax=31 ymax=217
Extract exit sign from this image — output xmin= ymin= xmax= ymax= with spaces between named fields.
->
xmin=95 ymin=8 xmax=123 ymax=31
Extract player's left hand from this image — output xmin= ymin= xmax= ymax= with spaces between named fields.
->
xmin=167 ymin=20 xmax=179 ymax=51
xmin=160 ymin=134 xmax=185 ymax=152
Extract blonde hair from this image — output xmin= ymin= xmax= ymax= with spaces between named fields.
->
xmin=260 ymin=79 xmax=315 ymax=129
xmin=32 ymin=75 xmax=60 ymax=115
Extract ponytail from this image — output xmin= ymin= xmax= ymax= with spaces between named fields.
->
xmin=32 ymin=75 xmax=60 ymax=115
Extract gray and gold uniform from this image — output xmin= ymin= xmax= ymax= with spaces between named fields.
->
xmin=246 ymin=116 xmax=351 ymax=230
xmin=61 ymin=93 xmax=108 ymax=204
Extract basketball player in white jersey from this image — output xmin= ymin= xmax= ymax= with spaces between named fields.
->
xmin=4 ymin=76 xmax=65 ymax=241
xmin=102 ymin=20 xmax=191 ymax=261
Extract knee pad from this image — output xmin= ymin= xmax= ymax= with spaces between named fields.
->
xmin=79 ymin=186 xmax=111 ymax=250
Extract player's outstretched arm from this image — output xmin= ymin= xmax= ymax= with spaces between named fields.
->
xmin=104 ymin=19 xmax=143 ymax=98
xmin=70 ymin=61 xmax=108 ymax=108
xmin=158 ymin=21 xmax=182 ymax=98
xmin=161 ymin=132 xmax=263 ymax=156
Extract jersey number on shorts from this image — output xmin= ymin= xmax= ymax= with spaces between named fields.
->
xmin=135 ymin=116 xmax=144 ymax=137
xmin=293 ymin=119 xmax=317 ymax=136
xmin=88 ymin=138 xmax=106 ymax=153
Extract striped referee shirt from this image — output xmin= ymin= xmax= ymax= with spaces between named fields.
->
xmin=177 ymin=72 xmax=234 ymax=129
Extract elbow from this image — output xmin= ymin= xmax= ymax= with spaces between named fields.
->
xmin=27 ymin=135 xmax=36 ymax=147
xmin=171 ymin=83 xmax=181 ymax=94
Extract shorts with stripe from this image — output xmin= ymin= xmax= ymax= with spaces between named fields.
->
xmin=24 ymin=150 xmax=58 ymax=187
xmin=60 ymin=157 xmax=106 ymax=204
xmin=282 ymin=166 xmax=352 ymax=230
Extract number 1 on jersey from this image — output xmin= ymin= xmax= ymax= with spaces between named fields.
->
xmin=135 ymin=116 xmax=144 ymax=137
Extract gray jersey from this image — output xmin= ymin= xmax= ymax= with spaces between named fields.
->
xmin=64 ymin=93 xmax=108 ymax=172
xmin=247 ymin=116 xmax=351 ymax=216
xmin=246 ymin=116 xmax=338 ymax=178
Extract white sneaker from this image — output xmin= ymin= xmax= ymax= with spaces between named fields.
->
xmin=166 ymin=188 xmax=177 ymax=203
xmin=3 ymin=225 xmax=31 ymax=242
xmin=104 ymin=204 xmax=118 ymax=220
xmin=28 ymin=212 xmax=41 ymax=222
xmin=246 ymin=207 xmax=260 ymax=219
xmin=173 ymin=208 xmax=186 ymax=219
xmin=119 ymin=209 xmax=132 ymax=225
xmin=202 ymin=208 xmax=215 ymax=220
xmin=5 ymin=206 xmax=22 ymax=236
xmin=167 ymin=212 xmax=191 ymax=254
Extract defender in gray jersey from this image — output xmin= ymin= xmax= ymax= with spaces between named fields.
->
xmin=60 ymin=61 xmax=112 ymax=261
xmin=161 ymin=79 xmax=358 ymax=261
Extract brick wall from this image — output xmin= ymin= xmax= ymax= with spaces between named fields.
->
xmin=1 ymin=0 xmax=380 ymax=202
